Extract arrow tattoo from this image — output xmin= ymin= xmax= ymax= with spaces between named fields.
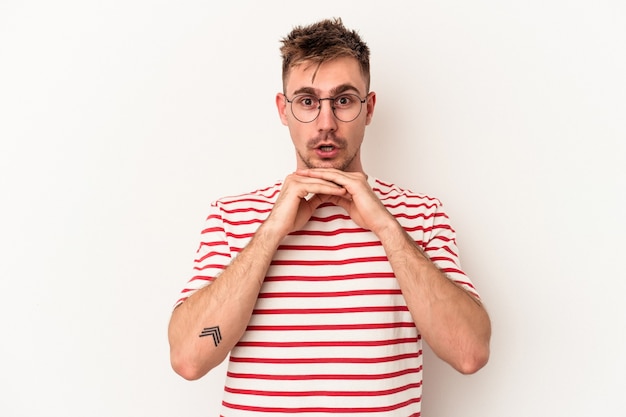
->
xmin=199 ymin=326 xmax=222 ymax=347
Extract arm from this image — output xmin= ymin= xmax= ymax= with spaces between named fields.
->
xmin=168 ymin=174 xmax=347 ymax=380
xmin=375 ymin=220 xmax=491 ymax=374
xmin=296 ymin=168 xmax=491 ymax=374
xmin=168 ymin=223 xmax=282 ymax=380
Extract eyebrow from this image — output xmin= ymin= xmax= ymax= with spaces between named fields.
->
xmin=292 ymin=83 xmax=363 ymax=97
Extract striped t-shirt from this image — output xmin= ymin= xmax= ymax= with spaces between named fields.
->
xmin=176 ymin=176 xmax=478 ymax=416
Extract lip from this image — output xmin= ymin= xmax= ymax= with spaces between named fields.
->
xmin=315 ymin=144 xmax=340 ymax=159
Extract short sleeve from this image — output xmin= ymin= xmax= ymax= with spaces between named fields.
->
xmin=424 ymin=203 xmax=480 ymax=299
xmin=173 ymin=201 xmax=232 ymax=307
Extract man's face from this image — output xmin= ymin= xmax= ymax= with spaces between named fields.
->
xmin=276 ymin=57 xmax=376 ymax=172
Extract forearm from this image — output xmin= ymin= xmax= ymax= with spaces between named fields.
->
xmin=376 ymin=220 xmax=491 ymax=374
xmin=168 ymin=224 xmax=283 ymax=380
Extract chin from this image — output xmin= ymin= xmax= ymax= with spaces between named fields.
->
xmin=307 ymin=159 xmax=348 ymax=170
xmin=315 ymin=163 xmax=345 ymax=171
xmin=300 ymin=152 xmax=354 ymax=171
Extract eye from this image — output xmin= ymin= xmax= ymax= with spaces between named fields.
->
xmin=334 ymin=94 xmax=354 ymax=108
xmin=296 ymin=95 xmax=318 ymax=109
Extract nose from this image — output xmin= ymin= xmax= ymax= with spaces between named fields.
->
xmin=316 ymin=98 xmax=338 ymax=131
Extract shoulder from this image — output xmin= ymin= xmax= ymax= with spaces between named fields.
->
xmin=369 ymin=177 xmax=442 ymax=209
xmin=213 ymin=181 xmax=282 ymax=206
xmin=207 ymin=181 xmax=282 ymax=221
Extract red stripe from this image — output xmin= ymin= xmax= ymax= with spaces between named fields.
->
xmin=222 ymin=396 xmax=421 ymax=413
xmin=253 ymin=305 xmax=408 ymax=315
xmin=385 ymin=200 xmax=438 ymax=210
xmin=227 ymin=365 xmax=422 ymax=381
xmin=429 ymin=256 xmax=457 ymax=263
xmin=289 ymin=227 xmax=368 ymax=236
xmin=225 ymin=231 xmax=255 ymax=239
xmin=265 ymin=272 xmax=396 ymax=282
xmin=203 ymin=213 xmax=222 ymax=221
xmin=220 ymin=194 xmax=278 ymax=205
xmin=424 ymin=245 xmax=460 ymax=257
xmin=380 ymin=194 xmax=438 ymax=206
xmin=244 ymin=322 xmax=415 ymax=332
xmin=221 ymin=206 xmax=272 ymax=215
xmin=185 ymin=276 xmax=214 ymax=284
xmin=427 ymin=235 xmax=454 ymax=243
xmin=193 ymin=263 xmax=227 ymax=271
xmin=197 ymin=240 xmax=228 ymax=249
xmin=258 ymin=289 xmax=402 ymax=298
xmin=236 ymin=337 xmax=418 ymax=348
xmin=309 ymin=213 xmax=351 ymax=222
xmin=194 ymin=250 xmax=230 ymax=263
xmin=441 ymin=267 xmax=467 ymax=276
xmin=271 ymin=256 xmax=389 ymax=266
xmin=213 ymin=184 xmax=280 ymax=203
xmin=392 ymin=211 xmax=438 ymax=221
xmin=278 ymin=240 xmax=381 ymax=251
xmin=230 ymin=352 xmax=420 ymax=365
xmin=222 ymin=218 xmax=264 ymax=226
xmin=200 ymin=226 xmax=224 ymax=234
xmin=452 ymin=279 xmax=477 ymax=290
xmin=404 ymin=224 xmax=454 ymax=233
xmin=224 ymin=381 xmax=422 ymax=397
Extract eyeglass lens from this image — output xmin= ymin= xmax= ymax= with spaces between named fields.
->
xmin=289 ymin=94 xmax=364 ymax=123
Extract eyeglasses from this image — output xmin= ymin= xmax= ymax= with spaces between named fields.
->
xmin=285 ymin=93 xmax=367 ymax=123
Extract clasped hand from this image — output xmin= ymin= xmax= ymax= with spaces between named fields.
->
xmin=265 ymin=168 xmax=394 ymax=237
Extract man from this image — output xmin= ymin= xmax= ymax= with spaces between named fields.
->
xmin=169 ymin=17 xmax=491 ymax=416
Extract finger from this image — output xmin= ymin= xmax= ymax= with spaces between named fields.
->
xmin=295 ymin=168 xmax=351 ymax=187
xmin=294 ymin=177 xmax=347 ymax=196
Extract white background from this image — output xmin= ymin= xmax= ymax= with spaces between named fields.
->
xmin=1 ymin=1 xmax=625 ymax=416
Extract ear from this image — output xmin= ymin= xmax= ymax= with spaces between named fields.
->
xmin=365 ymin=91 xmax=376 ymax=125
xmin=276 ymin=93 xmax=289 ymax=126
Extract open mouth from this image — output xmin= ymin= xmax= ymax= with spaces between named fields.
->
xmin=319 ymin=145 xmax=335 ymax=152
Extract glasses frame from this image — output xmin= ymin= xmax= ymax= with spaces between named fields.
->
xmin=285 ymin=93 xmax=367 ymax=123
